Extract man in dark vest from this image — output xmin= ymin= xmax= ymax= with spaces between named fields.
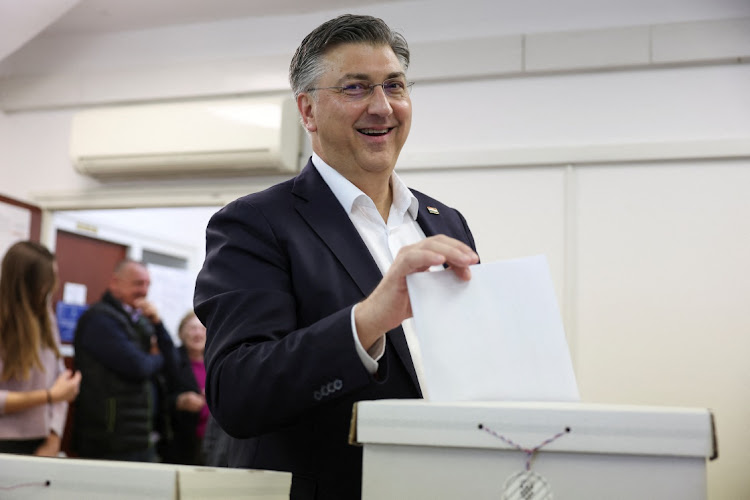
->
xmin=73 ymin=259 xmax=177 ymax=462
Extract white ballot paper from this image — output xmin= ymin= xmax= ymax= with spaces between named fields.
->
xmin=406 ymin=254 xmax=580 ymax=402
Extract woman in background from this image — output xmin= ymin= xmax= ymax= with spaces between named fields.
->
xmin=162 ymin=310 xmax=208 ymax=465
xmin=0 ymin=240 xmax=81 ymax=455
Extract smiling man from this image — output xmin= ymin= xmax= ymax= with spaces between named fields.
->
xmin=73 ymin=259 xmax=178 ymax=462
xmin=194 ymin=14 xmax=479 ymax=500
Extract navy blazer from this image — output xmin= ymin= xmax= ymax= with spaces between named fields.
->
xmin=194 ymin=159 xmax=477 ymax=499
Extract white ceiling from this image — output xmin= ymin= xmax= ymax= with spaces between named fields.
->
xmin=5 ymin=0 xmax=750 ymax=66
xmin=0 ymin=0 xmax=414 ymax=63
xmin=41 ymin=0 xmax=416 ymax=35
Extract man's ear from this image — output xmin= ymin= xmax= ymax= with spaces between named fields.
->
xmin=108 ymin=274 xmax=120 ymax=294
xmin=297 ymin=93 xmax=317 ymax=133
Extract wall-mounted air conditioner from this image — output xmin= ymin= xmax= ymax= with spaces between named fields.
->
xmin=70 ymin=96 xmax=302 ymax=178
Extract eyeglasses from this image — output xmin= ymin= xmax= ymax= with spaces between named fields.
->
xmin=306 ymin=79 xmax=414 ymax=100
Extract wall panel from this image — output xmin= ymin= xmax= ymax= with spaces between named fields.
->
xmin=573 ymin=159 xmax=750 ymax=497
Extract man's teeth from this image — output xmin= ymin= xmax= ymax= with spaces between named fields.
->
xmin=360 ymin=128 xmax=389 ymax=136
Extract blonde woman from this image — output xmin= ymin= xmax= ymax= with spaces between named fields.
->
xmin=0 ymin=241 xmax=81 ymax=455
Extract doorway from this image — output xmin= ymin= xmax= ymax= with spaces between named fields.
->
xmin=53 ymin=229 xmax=128 ymax=309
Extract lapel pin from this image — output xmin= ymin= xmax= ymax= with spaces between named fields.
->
xmin=427 ymin=206 xmax=440 ymax=215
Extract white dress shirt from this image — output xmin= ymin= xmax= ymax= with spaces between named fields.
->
xmin=311 ymin=153 xmax=431 ymax=396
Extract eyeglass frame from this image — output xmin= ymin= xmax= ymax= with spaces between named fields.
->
xmin=305 ymin=78 xmax=415 ymax=100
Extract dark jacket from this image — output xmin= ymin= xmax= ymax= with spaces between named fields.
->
xmin=161 ymin=345 xmax=203 ymax=465
xmin=72 ymin=290 xmax=176 ymax=457
xmin=194 ymin=161 xmax=477 ymax=499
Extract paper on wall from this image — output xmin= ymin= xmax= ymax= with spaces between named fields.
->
xmin=63 ymin=282 xmax=87 ymax=305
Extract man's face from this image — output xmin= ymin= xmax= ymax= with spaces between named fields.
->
xmin=110 ymin=263 xmax=150 ymax=308
xmin=298 ymin=43 xmax=412 ymax=183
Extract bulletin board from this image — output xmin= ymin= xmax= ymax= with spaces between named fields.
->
xmin=0 ymin=193 xmax=42 ymax=259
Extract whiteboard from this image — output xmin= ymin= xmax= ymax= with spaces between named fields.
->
xmin=146 ymin=263 xmax=195 ymax=343
xmin=0 ymin=202 xmax=31 ymax=261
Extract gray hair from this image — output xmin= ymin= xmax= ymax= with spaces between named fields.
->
xmin=289 ymin=14 xmax=410 ymax=98
xmin=113 ymin=258 xmax=146 ymax=276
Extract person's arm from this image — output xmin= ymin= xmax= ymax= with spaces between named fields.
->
xmin=166 ymin=348 xmax=205 ymax=413
xmin=194 ymin=198 xmax=478 ymax=439
xmin=354 ymin=234 xmax=478 ymax=349
xmin=76 ymin=312 xmax=163 ymax=380
xmin=133 ymin=298 xmax=182 ymax=383
xmin=0 ymin=369 xmax=80 ymax=414
xmin=1 ymin=388 xmax=48 ymax=414
xmin=195 ymin=199 xmax=375 ymax=438
xmin=48 ymin=357 xmax=74 ymax=438
xmin=33 ymin=430 xmax=61 ymax=457
xmin=350 ymin=306 xmax=384 ymax=374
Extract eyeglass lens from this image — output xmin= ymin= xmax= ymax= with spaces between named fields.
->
xmin=342 ymin=80 xmax=412 ymax=99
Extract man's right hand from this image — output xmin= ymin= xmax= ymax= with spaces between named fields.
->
xmin=354 ymin=234 xmax=478 ymax=350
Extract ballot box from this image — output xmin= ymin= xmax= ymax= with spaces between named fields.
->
xmin=0 ymin=454 xmax=291 ymax=499
xmin=352 ymin=400 xmax=717 ymax=500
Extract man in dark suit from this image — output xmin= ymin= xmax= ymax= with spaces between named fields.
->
xmin=193 ymin=13 xmax=479 ymax=500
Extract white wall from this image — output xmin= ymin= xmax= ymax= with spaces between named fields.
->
xmin=0 ymin=112 xmax=7 ymax=183
xmin=1 ymin=2 xmax=749 ymax=497
xmin=406 ymin=66 xmax=750 ymax=154
xmin=573 ymin=159 xmax=750 ymax=493
xmin=1 ymin=109 xmax=98 ymax=203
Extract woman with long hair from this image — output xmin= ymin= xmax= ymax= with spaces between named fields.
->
xmin=0 ymin=240 xmax=81 ymax=455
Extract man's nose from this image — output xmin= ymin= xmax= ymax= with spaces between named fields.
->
xmin=367 ymin=85 xmax=393 ymax=116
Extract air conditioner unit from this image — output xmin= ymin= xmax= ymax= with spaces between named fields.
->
xmin=70 ymin=96 xmax=302 ymax=178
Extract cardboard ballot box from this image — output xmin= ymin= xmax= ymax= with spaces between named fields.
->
xmin=0 ymin=454 xmax=291 ymax=499
xmin=352 ymin=400 xmax=717 ymax=500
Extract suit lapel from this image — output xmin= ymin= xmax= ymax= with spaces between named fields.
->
xmin=413 ymin=192 xmax=450 ymax=239
xmin=292 ymin=162 xmax=455 ymax=397
xmin=292 ymin=161 xmax=382 ymax=298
